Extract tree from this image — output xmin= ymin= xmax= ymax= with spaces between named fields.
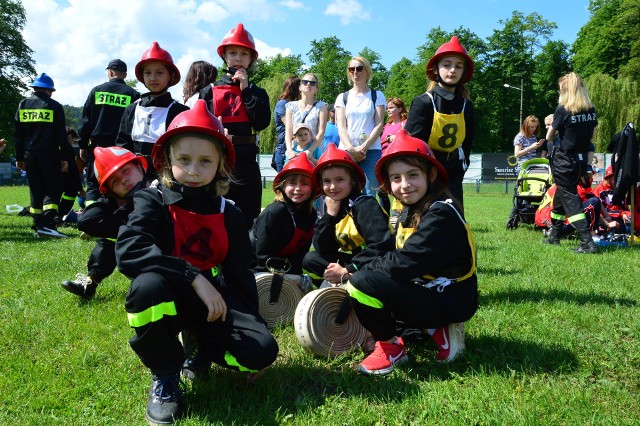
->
xmin=0 ymin=0 xmax=36 ymax=161
xmin=307 ymin=37 xmax=352 ymax=105
xmin=251 ymin=53 xmax=304 ymax=87
xmin=358 ymin=47 xmax=388 ymax=93
xmin=571 ymin=0 xmax=638 ymax=81
xmin=384 ymin=57 xmax=419 ymax=105
xmin=530 ymin=40 xmax=571 ymax=120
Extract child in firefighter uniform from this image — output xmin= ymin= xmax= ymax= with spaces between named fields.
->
xmin=116 ymin=42 xmax=189 ymax=179
xmin=116 ymin=100 xmax=278 ymax=425
xmin=405 ymin=36 xmax=475 ymax=209
xmin=61 ymin=146 xmax=148 ymax=299
xmin=544 ymin=72 xmax=599 ymax=253
xmin=252 ymin=152 xmax=317 ymax=278
xmin=302 ymin=144 xmax=395 ymax=286
xmin=13 ymin=73 xmax=72 ymax=237
xmin=199 ymin=23 xmax=271 ymax=230
xmin=345 ymin=130 xmax=478 ymax=376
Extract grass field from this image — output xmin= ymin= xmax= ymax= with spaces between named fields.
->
xmin=1 ymin=184 xmax=639 ymax=425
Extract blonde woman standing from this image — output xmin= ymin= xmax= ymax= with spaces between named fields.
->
xmin=335 ymin=56 xmax=386 ymax=197
xmin=285 ymin=72 xmax=328 ymax=161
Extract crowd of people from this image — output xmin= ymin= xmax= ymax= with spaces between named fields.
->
xmin=11 ymin=24 xmax=636 ymax=425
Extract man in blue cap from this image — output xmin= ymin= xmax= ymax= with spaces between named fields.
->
xmin=78 ymin=59 xmax=140 ymax=204
xmin=14 ymin=73 xmax=71 ymax=237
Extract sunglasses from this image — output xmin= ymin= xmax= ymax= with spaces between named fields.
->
xmin=348 ymin=65 xmax=364 ymax=73
xmin=301 ymin=79 xmax=317 ymax=86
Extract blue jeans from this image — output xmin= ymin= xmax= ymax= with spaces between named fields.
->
xmin=274 ymin=144 xmax=286 ymax=172
xmin=357 ymin=149 xmax=382 ymax=197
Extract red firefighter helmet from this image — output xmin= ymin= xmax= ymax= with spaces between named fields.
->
xmin=375 ymin=129 xmax=448 ymax=188
xmin=152 ymin=100 xmax=235 ymax=172
xmin=604 ymin=165 xmax=614 ymax=179
xmin=93 ymin=146 xmax=147 ymax=194
xmin=217 ymin=23 xmax=258 ymax=64
xmin=274 ymin=152 xmax=318 ymax=196
xmin=312 ymin=143 xmax=366 ymax=188
xmin=426 ymin=36 xmax=474 ymax=84
xmin=135 ymin=42 xmax=181 ymax=87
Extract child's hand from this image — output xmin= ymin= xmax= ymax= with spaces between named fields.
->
xmin=324 ymin=263 xmax=349 ymax=285
xmin=285 ymin=148 xmax=297 ymax=160
xmin=324 ymin=197 xmax=340 ymax=216
xmin=232 ymin=68 xmax=248 ymax=91
xmin=192 ymin=274 xmax=227 ymax=322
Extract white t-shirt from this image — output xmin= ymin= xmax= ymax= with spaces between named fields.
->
xmin=335 ymin=89 xmax=386 ymax=150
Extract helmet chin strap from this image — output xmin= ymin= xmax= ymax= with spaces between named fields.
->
xmin=436 ymin=74 xmax=458 ymax=89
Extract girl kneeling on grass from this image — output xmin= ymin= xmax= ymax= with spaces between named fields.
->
xmin=302 ymin=143 xmax=395 ymax=287
xmin=346 ymin=129 xmax=478 ymax=375
xmin=252 ymin=152 xmax=317 ymax=284
xmin=116 ymin=100 xmax=278 ymax=425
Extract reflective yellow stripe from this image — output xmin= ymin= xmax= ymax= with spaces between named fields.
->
xmin=43 ymin=203 xmax=58 ymax=211
xmin=95 ymin=91 xmax=132 ymax=107
xmin=61 ymin=194 xmax=76 ymax=201
xmin=567 ymin=212 xmax=586 ymax=223
xmin=30 ymin=207 xmax=43 ymax=214
xmin=550 ymin=211 xmax=565 ymax=221
xmin=106 ymin=237 xmax=117 ymax=243
xmin=305 ymin=270 xmax=322 ymax=280
xmin=345 ymin=282 xmax=384 ymax=309
xmin=20 ymin=109 xmax=54 ymax=122
xmin=224 ymin=351 xmax=257 ymax=373
xmin=85 ymin=200 xmax=97 ymax=207
xmin=127 ymin=301 xmax=177 ymax=327
xmin=212 ymin=266 xmax=220 ymax=277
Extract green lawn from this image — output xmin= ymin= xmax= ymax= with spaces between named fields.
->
xmin=1 ymin=184 xmax=639 ymax=425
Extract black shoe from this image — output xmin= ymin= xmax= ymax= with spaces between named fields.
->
xmin=575 ymin=240 xmax=598 ymax=254
xmin=146 ymin=374 xmax=184 ymax=425
xmin=181 ymin=354 xmax=211 ymax=381
xmin=542 ymin=236 xmax=560 ymax=245
xmin=36 ymin=227 xmax=68 ymax=238
xmin=61 ymin=274 xmax=98 ymax=299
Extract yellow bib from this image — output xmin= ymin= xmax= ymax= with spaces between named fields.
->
xmin=426 ymin=92 xmax=466 ymax=153
xmin=335 ymin=213 xmax=365 ymax=253
xmin=396 ymin=200 xmax=476 ymax=282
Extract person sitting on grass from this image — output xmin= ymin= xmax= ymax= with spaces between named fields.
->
xmin=345 ymin=130 xmax=478 ymax=375
xmin=251 ymin=152 xmax=317 ymax=290
xmin=61 ymin=146 xmax=148 ymax=299
xmin=116 ymin=100 xmax=278 ymax=425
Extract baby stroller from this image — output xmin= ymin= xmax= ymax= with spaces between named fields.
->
xmin=506 ymin=158 xmax=553 ymax=229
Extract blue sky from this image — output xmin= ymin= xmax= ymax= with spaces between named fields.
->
xmin=22 ymin=0 xmax=592 ymax=106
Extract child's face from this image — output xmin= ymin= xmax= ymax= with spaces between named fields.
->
xmin=106 ymin=162 xmax=145 ymax=199
xmin=321 ymin=166 xmax=353 ymax=201
xmin=388 ymin=160 xmax=436 ymax=206
xmin=294 ymin=129 xmax=311 ymax=147
xmin=142 ymin=61 xmax=172 ymax=93
xmin=223 ymin=46 xmax=253 ymax=69
xmin=437 ymin=55 xmax=465 ymax=86
xmin=386 ymin=102 xmax=401 ymax=119
xmin=283 ymin=174 xmax=313 ymax=204
xmin=170 ymin=136 xmax=221 ymax=188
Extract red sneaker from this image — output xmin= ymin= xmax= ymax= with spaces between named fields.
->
xmin=432 ymin=323 xmax=465 ymax=363
xmin=357 ymin=338 xmax=408 ymax=375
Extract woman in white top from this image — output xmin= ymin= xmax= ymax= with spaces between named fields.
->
xmin=335 ymin=56 xmax=386 ymax=197
xmin=284 ymin=72 xmax=328 ymax=162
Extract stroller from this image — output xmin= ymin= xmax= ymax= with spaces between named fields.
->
xmin=506 ymin=158 xmax=553 ymax=229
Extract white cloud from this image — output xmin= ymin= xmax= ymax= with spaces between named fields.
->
xmin=278 ymin=0 xmax=306 ymax=10
xmin=21 ymin=0 xmax=289 ymax=105
xmin=324 ymin=0 xmax=370 ymax=25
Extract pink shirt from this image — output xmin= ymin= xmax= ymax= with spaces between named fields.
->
xmin=380 ymin=120 xmax=405 ymax=153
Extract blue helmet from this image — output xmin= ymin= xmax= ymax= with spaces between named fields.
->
xmin=31 ymin=73 xmax=56 ymax=91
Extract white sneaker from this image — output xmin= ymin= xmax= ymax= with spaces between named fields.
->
xmin=36 ymin=227 xmax=68 ymax=238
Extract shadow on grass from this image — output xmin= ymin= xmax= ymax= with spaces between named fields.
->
xmin=404 ymin=333 xmax=578 ymax=382
xmin=184 ymin=364 xmax=418 ymax=424
xmin=481 ymin=288 xmax=637 ymax=307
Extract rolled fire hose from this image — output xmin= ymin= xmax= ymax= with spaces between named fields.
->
xmin=255 ymin=272 xmax=304 ymax=330
xmin=295 ymin=286 xmax=369 ymax=357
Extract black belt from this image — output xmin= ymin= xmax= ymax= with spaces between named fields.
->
xmin=230 ymin=135 xmax=257 ymax=145
xmin=434 ymin=149 xmax=459 ymax=161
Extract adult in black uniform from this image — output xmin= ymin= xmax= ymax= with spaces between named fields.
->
xmin=13 ymin=73 xmax=71 ymax=237
xmin=78 ymin=59 xmax=140 ymax=204
xmin=545 ymin=72 xmax=598 ymax=253
xmin=199 ymin=23 xmax=271 ymax=229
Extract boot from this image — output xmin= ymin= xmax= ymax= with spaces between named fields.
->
xmin=576 ymin=229 xmax=598 ymax=254
xmin=543 ymin=221 xmax=562 ymax=245
xmin=61 ymin=273 xmax=98 ymax=299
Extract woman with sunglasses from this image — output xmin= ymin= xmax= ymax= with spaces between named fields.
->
xmin=335 ymin=56 xmax=386 ymax=198
xmin=284 ymin=73 xmax=328 ymax=162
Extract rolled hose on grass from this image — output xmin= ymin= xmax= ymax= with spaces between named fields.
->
xmin=255 ymin=272 xmax=304 ymax=330
xmin=295 ymin=286 xmax=369 ymax=357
